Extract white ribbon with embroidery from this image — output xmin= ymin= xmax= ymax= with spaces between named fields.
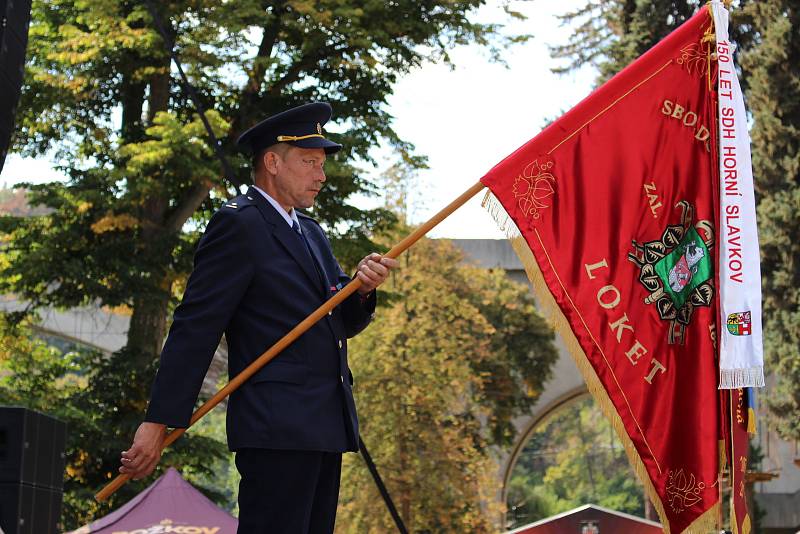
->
xmin=712 ymin=2 xmax=764 ymax=388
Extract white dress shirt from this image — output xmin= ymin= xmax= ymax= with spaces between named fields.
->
xmin=252 ymin=185 xmax=302 ymax=232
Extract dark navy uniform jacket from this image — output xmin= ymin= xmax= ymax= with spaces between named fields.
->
xmin=145 ymin=186 xmax=374 ymax=453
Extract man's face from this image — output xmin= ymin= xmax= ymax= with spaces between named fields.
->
xmin=267 ymin=146 xmax=327 ymax=210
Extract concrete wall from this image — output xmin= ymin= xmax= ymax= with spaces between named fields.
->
xmin=0 ymin=295 xmax=227 ymax=401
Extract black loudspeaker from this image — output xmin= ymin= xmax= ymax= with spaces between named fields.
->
xmin=0 ymin=483 xmax=61 ymax=534
xmin=0 ymin=407 xmax=66 ymax=489
xmin=0 ymin=0 xmax=33 ymax=174
xmin=0 ymin=408 xmax=65 ymax=534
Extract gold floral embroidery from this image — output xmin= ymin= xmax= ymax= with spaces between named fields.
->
xmin=513 ymin=157 xmax=556 ymax=220
xmin=677 ymin=41 xmax=711 ymax=76
xmin=665 ymin=468 xmax=707 ymax=513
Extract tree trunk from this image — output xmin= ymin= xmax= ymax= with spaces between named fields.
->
xmin=146 ymin=5 xmax=173 ymax=126
xmin=125 ymin=195 xmax=171 ymax=362
xmin=126 ymin=288 xmax=170 ymax=360
xmin=398 ymin=254 xmax=412 ymax=528
xmin=576 ymin=415 xmax=597 ymax=499
xmin=123 ymin=26 xmax=175 ymax=364
xmin=120 ymin=72 xmax=146 ymax=141
xmin=644 ymin=496 xmax=656 ymax=521
xmin=147 ymin=68 xmax=171 ymax=124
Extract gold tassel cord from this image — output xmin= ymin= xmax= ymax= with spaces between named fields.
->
xmin=276 ymin=133 xmax=326 ymax=142
xmin=483 ymin=192 xmax=720 ymax=533
xmin=747 ymin=407 xmax=756 ymax=434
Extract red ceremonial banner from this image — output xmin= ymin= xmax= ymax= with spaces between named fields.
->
xmin=482 ymin=8 xmax=720 ymax=533
xmin=730 ymin=388 xmax=752 ymax=534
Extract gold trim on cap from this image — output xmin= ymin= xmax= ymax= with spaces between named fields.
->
xmin=276 ymin=133 xmax=326 ymax=142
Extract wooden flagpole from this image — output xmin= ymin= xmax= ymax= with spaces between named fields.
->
xmin=95 ymin=181 xmax=486 ymax=502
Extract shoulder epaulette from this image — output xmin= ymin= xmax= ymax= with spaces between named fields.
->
xmin=223 ymin=194 xmax=258 ymax=211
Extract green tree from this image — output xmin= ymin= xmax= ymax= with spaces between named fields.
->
xmin=551 ymin=0 xmax=800 ymax=440
xmin=0 ymin=317 xmax=89 ymax=528
xmin=506 ymin=397 xmax=645 ymax=529
xmin=1 ymin=0 xmax=527 ymax=524
xmin=0 ymin=313 xmax=230 ymax=528
xmin=337 ymin=234 xmax=557 ymax=532
xmin=550 ymin=0 xmax=701 ymax=84
xmin=544 ymin=4 xmax=800 ymax=532
xmin=738 ymin=0 xmax=800 ymax=441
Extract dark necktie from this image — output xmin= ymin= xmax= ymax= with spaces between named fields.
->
xmin=293 ymin=220 xmax=326 ymax=292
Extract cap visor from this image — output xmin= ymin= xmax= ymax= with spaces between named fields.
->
xmin=292 ymin=137 xmax=342 ymax=154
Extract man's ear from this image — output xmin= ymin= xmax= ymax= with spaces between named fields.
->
xmin=263 ymin=150 xmax=280 ymax=174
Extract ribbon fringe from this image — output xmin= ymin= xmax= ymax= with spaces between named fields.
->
xmin=719 ymin=367 xmax=765 ymax=389
xmin=483 ymin=192 xmax=720 ymax=534
xmin=481 ymin=190 xmax=522 ymax=241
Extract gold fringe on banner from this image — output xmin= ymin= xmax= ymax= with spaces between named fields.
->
xmin=719 ymin=439 xmax=728 ymax=472
xmin=482 ymin=190 xmax=720 ymax=534
xmin=732 ymin=513 xmax=752 ymax=534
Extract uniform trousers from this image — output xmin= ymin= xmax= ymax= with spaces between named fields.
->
xmin=235 ymin=448 xmax=342 ymax=534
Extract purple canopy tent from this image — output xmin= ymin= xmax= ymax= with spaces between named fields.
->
xmin=69 ymin=467 xmax=237 ymax=534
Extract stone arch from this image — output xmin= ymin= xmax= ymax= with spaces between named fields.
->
xmin=499 ymin=383 xmax=589 ymax=505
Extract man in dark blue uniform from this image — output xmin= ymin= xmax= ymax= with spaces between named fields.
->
xmin=118 ymin=102 xmax=398 ymax=533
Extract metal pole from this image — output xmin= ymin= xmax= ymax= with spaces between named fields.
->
xmin=359 ymin=435 xmax=409 ymax=534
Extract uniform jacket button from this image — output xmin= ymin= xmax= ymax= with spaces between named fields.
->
xmin=338 ymin=340 xmax=343 ymax=349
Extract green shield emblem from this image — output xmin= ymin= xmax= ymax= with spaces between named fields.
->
xmin=654 ymin=227 xmax=712 ymax=309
